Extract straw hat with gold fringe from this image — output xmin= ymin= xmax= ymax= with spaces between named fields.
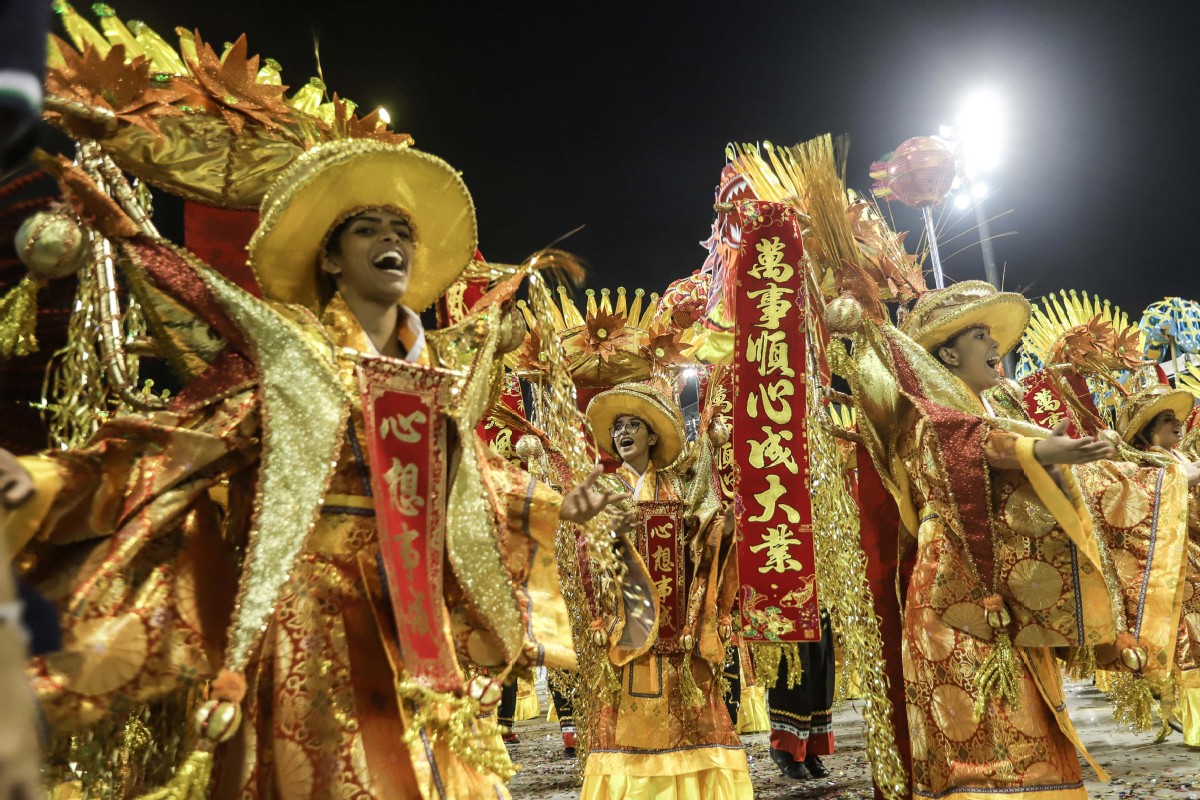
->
xmin=1115 ymin=385 xmax=1195 ymax=445
xmin=585 ymin=382 xmax=684 ymax=468
xmin=248 ymin=139 xmax=477 ymax=313
xmin=901 ymin=280 xmax=1031 ymax=357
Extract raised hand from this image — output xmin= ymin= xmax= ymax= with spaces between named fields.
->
xmin=0 ymin=449 xmax=34 ymax=509
xmin=1033 ymin=421 xmax=1116 ymax=466
xmin=560 ymin=466 xmax=631 ymax=524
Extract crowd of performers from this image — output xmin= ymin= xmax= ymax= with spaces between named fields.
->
xmin=1 ymin=7 xmax=1200 ymax=800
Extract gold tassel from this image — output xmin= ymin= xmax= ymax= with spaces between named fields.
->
xmin=973 ymin=630 xmax=1021 ymax=719
xmin=135 ymin=746 xmax=215 ymax=800
xmin=397 ymin=681 xmax=516 ymax=781
xmin=1108 ymin=672 xmax=1155 ymax=732
xmin=678 ymin=650 xmax=705 ymax=707
xmin=0 ymin=276 xmax=39 ymax=358
xmin=751 ymin=643 xmax=782 ymax=690
xmin=1153 ymin=676 xmax=1177 ymax=743
xmin=783 ymin=643 xmax=803 ymax=689
xmin=1064 ymin=644 xmax=1096 ymax=681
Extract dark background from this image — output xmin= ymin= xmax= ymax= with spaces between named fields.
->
xmin=61 ymin=1 xmax=1200 ymax=313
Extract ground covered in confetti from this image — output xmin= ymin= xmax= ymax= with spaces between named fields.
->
xmin=505 ymin=680 xmax=1200 ymax=799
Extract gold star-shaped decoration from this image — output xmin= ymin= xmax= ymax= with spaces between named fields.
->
xmin=185 ymin=32 xmax=291 ymax=134
xmin=47 ymin=38 xmax=188 ymax=135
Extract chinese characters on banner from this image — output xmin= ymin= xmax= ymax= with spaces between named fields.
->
xmin=635 ymin=501 xmax=688 ymax=650
xmin=358 ymin=357 xmax=462 ymax=692
xmin=731 ymin=200 xmax=820 ymax=643
xmin=1018 ymin=370 xmax=1097 ymax=436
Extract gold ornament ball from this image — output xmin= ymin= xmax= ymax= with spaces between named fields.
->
xmin=193 ymin=699 xmax=242 ymax=743
xmin=679 ymin=634 xmax=696 ymax=651
xmin=1119 ymin=646 xmax=1147 ymax=673
xmin=467 ymin=675 xmax=504 ymax=708
xmin=514 ymin=435 xmax=543 ymax=463
xmin=15 ymin=210 xmax=89 ymax=281
xmin=717 ymin=623 xmax=733 ymax=641
xmin=1097 ymin=429 xmax=1122 ymax=447
xmin=590 ymin=628 xmax=608 ymax=648
xmin=985 ymin=606 xmax=1012 ymax=629
xmin=826 ymin=295 xmax=864 ymax=335
xmin=709 ymin=419 xmax=731 ymax=446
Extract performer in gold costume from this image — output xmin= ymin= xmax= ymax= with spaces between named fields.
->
xmin=854 ymin=281 xmax=1158 ymax=800
xmin=578 ymin=382 xmax=751 ymax=800
xmin=1 ymin=140 xmax=627 ymax=799
xmin=1115 ymin=385 xmax=1200 ymax=747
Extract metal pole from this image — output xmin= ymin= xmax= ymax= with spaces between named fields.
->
xmin=973 ymin=197 xmax=1001 ymax=289
xmin=973 ymin=195 xmax=1016 ymax=377
xmin=921 ymin=205 xmax=946 ymax=289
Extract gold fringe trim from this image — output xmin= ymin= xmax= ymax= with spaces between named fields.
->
xmin=0 ymin=275 xmax=39 ymax=358
xmin=397 ymin=681 xmax=516 ymax=781
xmin=973 ymin=630 xmax=1021 ymax=719
xmin=678 ymin=650 xmax=705 ymax=707
xmin=750 ymin=642 xmax=802 ymax=690
xmin=1107 ymin=672 xmax=1157 ymax=733
xmin=1064 ymin=644 xmax=1097 ymax=681
xmin=134 ymin=746 xmax=215 ymax=800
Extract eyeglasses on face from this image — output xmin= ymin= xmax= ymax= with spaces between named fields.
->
xmin=609 ymin=419 xmax=643 ymax=437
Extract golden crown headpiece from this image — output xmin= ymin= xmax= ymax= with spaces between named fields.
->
xmin=1016 ymin=290 xmax=1146 ymax=379
xmin=512 ymin=275 xmax=710 ymax=388
xmin=44 ymin=2 xmax=412 ymax=209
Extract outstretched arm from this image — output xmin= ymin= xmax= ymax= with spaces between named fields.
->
xmin=560 ymin=466 xmax=631 ymax=524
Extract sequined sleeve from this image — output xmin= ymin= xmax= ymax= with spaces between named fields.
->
xmin=16 ymin=392 xmax=259 ymax=731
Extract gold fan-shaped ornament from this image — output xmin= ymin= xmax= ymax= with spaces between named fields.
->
xmin=1019 ymin=290 xmax=1146 ymax=376
xmin=513 ymin=285 xmax=705 ymax=387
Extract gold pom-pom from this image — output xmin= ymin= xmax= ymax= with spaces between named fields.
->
xmin=15 ymin=210 xmax=89 ymax=281
xmin=1097 ymin=429 xmax=1122 ymax=447
xmin=826 ymin=294 xmax=864 ymax=335
xmin=515 ymin=434 xmax=543 ymax=463
xmin=0 ymin=276 xmax=39 ymax=358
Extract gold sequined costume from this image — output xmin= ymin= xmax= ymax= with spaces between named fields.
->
xmin=579 ymin=384 xmax=750 ymax=800
xmin=4 ymin=139 xmax=577 ymax=799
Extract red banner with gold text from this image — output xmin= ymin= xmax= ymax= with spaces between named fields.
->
xmin=731 ymin=200 xmax=820 ymax=643
xmin=634 ymin=501 xmax=687 ymax=651
xmin=358 ymin=358 xmax=462 ymax=692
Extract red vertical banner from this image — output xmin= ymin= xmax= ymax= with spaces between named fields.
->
xmin=1018 ymin=370 xmax=1089 ymax=436
xmin=635 ymin=502 xmax=687 ymax=650
xmin=731 ymin=200 xmax=820 ymax=643
xmin=358 ymin=358 xmax=462 ymax=692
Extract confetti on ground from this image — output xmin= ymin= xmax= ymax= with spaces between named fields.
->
xmin=505 ymin=680 xmax=1200 ymax=798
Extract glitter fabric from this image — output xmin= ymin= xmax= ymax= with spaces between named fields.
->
xmin=191 ymin=256 xmax=349 ymax=673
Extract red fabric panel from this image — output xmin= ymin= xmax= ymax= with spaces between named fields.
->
xmin=857 ymin=445 xmax=912 ymax=800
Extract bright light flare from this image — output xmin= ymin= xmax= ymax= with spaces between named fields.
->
xmin=971 ymin=181 xmax=989 ymax=199
xmin=954 ymin=193 xmax=972 ymax=210
xmin=956 ymin=89 xmax=1005 ymax=178
xmin=681 ymin=368 xmax=698 ymax=380
xmin=377 ymin=107 xmax=392 ymax=125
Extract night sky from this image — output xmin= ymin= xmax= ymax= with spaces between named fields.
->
xmin=78 ymin=1 xmax=1200 ymax=317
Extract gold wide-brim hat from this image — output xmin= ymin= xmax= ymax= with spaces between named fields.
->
xmin=1115 ymin=385 xmax=1195 ymax=443
xmin=902 ymin=280 xmax=1032 ymax=358
xmin=586 ymin=383 xmax=684 ymax=468
xmin=248 ymin=140 xmax=477 ymax=313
